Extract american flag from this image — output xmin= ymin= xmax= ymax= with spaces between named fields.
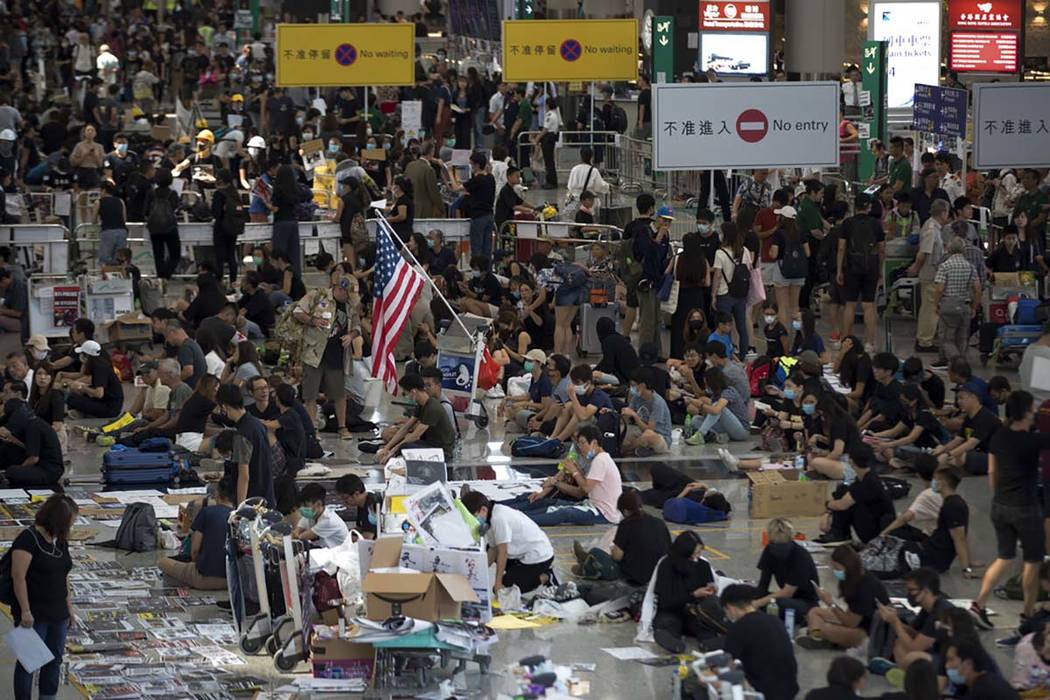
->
xmin=370 ymin=217 xmax=425 ymax=393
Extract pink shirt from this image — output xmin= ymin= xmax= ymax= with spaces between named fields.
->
xmin=586 ymin=453 xmax=623 ymax=524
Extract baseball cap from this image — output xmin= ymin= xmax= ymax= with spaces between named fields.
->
xmin=25 ymin=334 xmax=50 ymax=351
xmin=774 ymin=205 xmax=798 ymax=219
xmin=75 ymin=340 xmax=102 ymax=357
xmin=524 ymin=349 xmax=547 ymax=364
xmin=798 ymin=350 xmax=820 ymax=367
xmin=656 ymin=206 xmax=675 ymax=220
xmin=137 ymin=360 xmax=159 ymax=374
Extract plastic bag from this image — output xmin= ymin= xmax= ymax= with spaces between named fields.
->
xmin=497 ymin=585 xmax=523 ymax=612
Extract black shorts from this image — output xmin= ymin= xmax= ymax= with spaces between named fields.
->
xmin=991 ymin=501 xmax=1046 ymax=562
xmin=842 ymin=270 xmax=879 ymax=303
xmin=827 ymin=280 xmax=844 ymax=305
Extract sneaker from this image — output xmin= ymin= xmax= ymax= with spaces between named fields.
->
xmin=717 ymin=448 xmax=740 ymax=471
xmin=829 ymin=332 xmax=841 ymax=343
xmin=995 ymin=633 xmax=1022 ymax=648
xmin=573 ymin=540 xmax=588 ymax=565
xmin=814 ymin=532 xmax=852 ymax=546
xmin=885 ymin=667 xmax=905 ymax=688
xmin=685 ymin=431 xmax=705 ymax=446
xmin=634 ymin=447 xmax=655 ymax=458
xmin=795 ymin=634 xmax=834 ymax=650
xmin=929 ymin=359 xmax=949 ymax=370
xmin=868 ymin=657 xmax=897 ymax=676
xmin=713 ymin=432 xmax=730 ymax=445
xmin=968 ymin=602 xmax=994 ymax=630
xmin=654 ymin=628 xmax=686 ymax=655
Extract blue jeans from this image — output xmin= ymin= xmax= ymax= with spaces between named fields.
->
xmin=715 ymin=294 xmax=749 ymax=360
xmin=269 ymin=291 xmax=293 ymax=310
xmin=470 ymin=213 xmax=494 ymax=260
xmin=696 ymin=408 xmax=750 ymax=441
xmin=242 ymin=319 xmax=265 ymax=339
xmin=14 ymin=618 xmax=67 ymax=700
xmin=98 ymin=228 xmax=127 ymax=265
xmin=510 ymin=496 xmax=610 ymax=526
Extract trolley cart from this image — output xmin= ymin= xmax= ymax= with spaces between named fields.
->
xmin=226 ymin=499 xmax=287 ymax=655
xmin=435 ymin=313 xmax=493 ymax=431
xmin=272 ymin=534 xmax=309 ymax=672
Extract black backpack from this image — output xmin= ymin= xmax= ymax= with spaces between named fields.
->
xmin=146 ymin=189 xmax=177 ymax=234
xmin=778 ymin=230 xmax=809 ymax=279
xmin=222 ymin=187 xmax=247 ymax=237
xmin=608 ymin=105 xmax=628 ymax=133
xmin=596 ymin=411 xmax=625 ymax=458
xmin=721 ymin=250 xmax=750 ymax=298
xmin=845 ymin=215 xmax=881 ymax=274
xmin=114 ymin=503 xmax=158 ymax=552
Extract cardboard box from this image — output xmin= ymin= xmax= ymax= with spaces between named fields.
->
xmin=747 ymin=470 xmax=830 ymax=518
xmin=361 ymin=537 xmax=478 ymax=622
xmin=105 ymin=311 xmax=153 ymax=343
xmin=310 ymin=637 xmax=375 ymax=681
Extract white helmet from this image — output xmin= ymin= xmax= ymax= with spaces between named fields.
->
xmin=0 ymin=129 xmax=15 ymax=141
xmin=247 ymin=135 xmax=266 ymax=149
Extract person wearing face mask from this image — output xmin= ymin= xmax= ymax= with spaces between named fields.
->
xmin=335 ymin=474 xmax=380 ymax=540
xmin=684 ymin=367 xmax=750 ymax=446
xmin=870 ymin=384 xmax=945 ymax=467
xmin=651 ymin=531 xmax=720 ymax=653
xmin=361 ymin=136 xmax=392 ymax=191
xmin=944 ymin=640 xmax=1019 ymax=699
xmin=753 ymin=517 xmax=820 ymax=622
xmin=504 ymin=349 xmax=553 ymax=431
xmin=620 ymin=368 xmax=673 ymax=457
xmin=796 ymin=393 xmax=858 ymax=480
xmin=24 ymin=335 xmax=50 ymax=369
xmin=293 ymin=483 xmax=349 ymax=549
xmin=800 ymin=544 xmax=889 ymax=650
xmin=872 ymin=567 xmax=954 ymax=677
xmin=550 ymin=364 xmax=614 ymax=442
xmin=761 ymin=301 xmax=789 ymax=360
xmin=103 ymin=133 xmax=139 ymax=189
xmin=669 ymin=232 xmax=710 ymax=361
xmin=790 ymin=308 xmax=826 ymax=359
xmin=385 ymin=176 xmax=415 ymax=246
xmin=819 ymin=444 xmax=896 ymax=546
xmin=210 ymin=389 xmax=274 ymax=506
xmin=460 ymin=490 xmax=554 ymax=594
xmin=591 ymin=316 xmax=639 ymax=387
xmin=721 ymin=583 xmax=800 ymax=700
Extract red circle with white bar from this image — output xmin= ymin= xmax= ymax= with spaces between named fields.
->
xmin=736 ymin=108 xmax=768 ymax=143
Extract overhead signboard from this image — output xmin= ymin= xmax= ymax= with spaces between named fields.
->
xmin=950 ymin=31 xmax=1019 ymax=72
xmin=275 ymin=23 xmax=415 ymax=87
xmin=700 ymin=33 xmax=769 ymax=75
xmin=501 ymin=19 xmax=638 ymax=82
xmin=948 ymin=0 xmax=1022 ymax=31
xmin=870 ymin=2 xmax=941 ymax=109
xmin=652 ymin=15 xmax=675 ymax=84
xmin=972 ymin=83 xmax=1050 ymax=169
xmin=912 ymin=84 xmax=967 ymax=138
xmin=652 ymin=82 xmax=840 ymax=170
xmin=699 ymin=1 xmax=770 ymax=32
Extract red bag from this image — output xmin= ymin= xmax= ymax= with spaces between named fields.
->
xmin=111 ymin=349 xmax=133 ymax=382
xmin=477 ymin=347 xmax=500 ymax=391
xmin=311 ymin=571 xmax=343 ymax=613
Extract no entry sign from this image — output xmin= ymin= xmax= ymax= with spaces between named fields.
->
xmin=652 ymin=82 xmax=840 ymax=170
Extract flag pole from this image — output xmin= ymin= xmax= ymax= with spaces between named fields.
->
xmin=370 ymin=207 xmax=477 ymax=341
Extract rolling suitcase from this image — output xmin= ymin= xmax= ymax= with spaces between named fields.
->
xmin=997 ymin=324 xmax=1043 ymax=349
xmin=102 ymin=446 xmax=180 ymax=485
xmin=578 ymin=302 xmax=618 ymax=355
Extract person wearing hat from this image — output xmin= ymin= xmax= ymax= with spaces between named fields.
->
xmin=173 ymin=128 xmax=219 ymax=182
xmin=635 ymin=206 xmax=673 ymax=354
xmin=24 ymin=335 xmax=50 ymax=367
xmin=64 ymin=340 xmax=124 ymax=418
xmin=767 ymin=204 xmax=811 ymax=329
xmin=96 ymin=43 xmax=120 ymax=86
xmin=122 ymin=360 xmax=170 ymax=431
xmin=505 ymin=349 xmax=554 ymax=431
xmin=223 ymin=93 xmax=253 ymax=131
xmin=836 ymin=193 xmax=885 ymax=352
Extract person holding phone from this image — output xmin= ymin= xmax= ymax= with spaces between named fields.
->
xmin=799 ymin=544 xmax=889 ymax=650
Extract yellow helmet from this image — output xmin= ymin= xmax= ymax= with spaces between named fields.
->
xmin=542 ymin=205 xmax=558 ymax=220
xmin=196 ymin=129 xmax=215 ymax=143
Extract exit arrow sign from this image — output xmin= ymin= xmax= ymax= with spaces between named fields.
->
xmin=859 ymin=40 xmax=887 ymax=182
xmin=652 ymin=15 xmax=674 ymax=83
xmin=866 ymin=63 xmax=875 ymax=74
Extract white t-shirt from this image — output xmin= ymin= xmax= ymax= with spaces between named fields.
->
xmin=712 ymin=247 xmax=753 ymax=297
xmin=487 ymin=504 xmax=554 ymax=565
xmin=905 ymin=487 xmax=943 ymax=536
xmin=97 ymin=51 xmax=119 ymax=84
xmin=298 ymin=508 xmax=349 ymax=549
xmin=488 ymin=91 xmax=505 ymax=119
xmin=204 ymin=351 xmax=226 ymax=378
xmin=585 ymin=453 xmax=623 ymax=524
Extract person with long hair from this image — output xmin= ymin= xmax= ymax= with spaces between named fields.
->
xmin=222 ymin=340 xmax=262 ymax=405
xmin=385 ymin=175 xmax=415 ymax=246
xmin=710 ymin=221 xmax=753 ymax=360
xmin=870 ymin=383 xmax=944 ymax=466
xmin=669 ymin=233 xmax=710 ymax=360
xmin=768 ymin=207 xmax=811 ymax=328
xmin=143 ymin=167 xmax=181 ymax=278
xmin=10 ymin=494 xmax=79 ymax=700
xmin=572 ymin=489 xmax=671 ymax=585
xmin=29 ymin=366 xmax=66 ymax=451
xmin=175 ymin=373 xmax=219 ymax=452
xmin=807 ymin=393 xmax=862 ymax=480
xmin=270 ymin=163 xmax=301 ymax=277
xmin=64 ymin=340 xmax=124 ymax=418
xmin=181 ymin=272 xmax=227 ymax=332
xmin=652 ymin=530 xmax=718 ymax=653
xmin=800 ymin=544 xmax=889 ymax=649
xmin=790 ymin=308 xmax=826 ymax=359
xmin=681 ymin=308 xmax=709 ymax=351
xmin=834 ymin=335 xmax=872 ymax=412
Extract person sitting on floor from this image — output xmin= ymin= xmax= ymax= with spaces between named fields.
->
xmin=930 ymin=383 xmax=1000 ymax=475
xmin=753 ymin=517 xmax=820 ymax=623
xmin=722 ymin=583 xmax=800 ymax=700
xmin=376 ymin=374 xmax=456 ymax=462
xmin=548 ymin=364 xmax=614 ymax=442
xmin=571 ymin=489 xmax=671 ymax=585
xmin=0 ymin=393 xmax=65 ymax=488
xmin=800 ymin=544 xmax=889 ymax=650
xmin=461 ymin=490 xmax=555 ymax=594
xmin=237 ymin=271 xmax=276 ymax=338
xmin=858 ymin=352 xmax=904 ymax=432
xmin=684 ymin=367 xmax=750 ymax=446
xmin=703 ymin=341 xmax=751 ymax=406
xmin=804 ymin=656 xmax=868 ymax=700
xmin=805 ymin=393 xmax=863 ymax=481
xmin=944 ymin=639 xmax=1020 ymax=699
xmin=505 ymin=349 xmax=554 ymax=432
xmin=458 ymin=255 xmax=504 ymax=318
xmin=651 ymin=531 xmax=719 ymax=653
xmin=293 ymin=483 xmax=349 ymax=549
xmin=873 ymin=567 xmax=955 ymax=676
xmin=64 ymin=340 xmax=125 ymax=418
xmin=591 ymin=316 xmax=639 ymax=388
xmin=524 ymin=353 xmax=572 ymax=436
xmin=878 ymin=454 xmax=942 ymax=542
xmin=118 ymin=359 xmax=191 ymax=447
xmin=871 ymin=384 xmax=947 ymax=469
xmin=620 ymin=368 xmax=673 ymax=458
xmin=914 ymin=467 xmax=975 ymax=575
xmin=335 ymin=474 xmax=380 ymax=540
xmin=1010 ymin=625 xmax=1050 ymax=693
xmin=818 ymin=444 xmax=896 ymax=545
xmin=158 ymin=476 xmax=235 ymax=590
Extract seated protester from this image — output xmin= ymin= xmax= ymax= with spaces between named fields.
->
xmin=506 ymin=425 xmax=623 ymax=526
xmin=65 ymin=341 xmax=125 ymax=418
xmin=875 ymin=567 xmax=955 ymax=673
xmin=722 ymin=583 xmax=800 ymax=700
xmin=376 ymin=374 xmax=455 ymax=462
xmin=246 ymin=376 xmax=279 ymax=423
xmin=118 ymin=359 xmax=192 ymax=446
xmin=943 ymin=358 xmax=998 ymax=421
xmin=638 ymin=342 xmax=672 ymax=400
xmin=158 ymin=476 xmax=235 ymax=590
xmin=2 ymin=404 xmax=65 ymax=488
xmin=175 ymin=375 xmax=218 ymax=452
xmin=755 ymin=370 xmax=806 ymax=438
xmin=403 ymin=341 xmax=437 ymax=378
xmin=421 ymin=367 xmax=460 ymax=440
xmin=181 ymin=273 xmax=227 ymax=332
xmin=591 ymin=317 xmax=640 ymax=387
xmin=2 ymin=353 xmax=32 ymax=396
xmin=761 ymin=301 xmax=790 ymax=359
xmin=652 ymin=531 xmax=719 ymax=653
xmin=930 ymin=383 xmax=1000 ymax=475
xmin=293 ymin=483 xmax=349 ymax=549
xmin=791 ymin=308 xmax=827 ymax=360
xmin=684 ymin=367 xmax=750 ymax=445
xmin=122 ymin=361 xmax=167 ymax=430
xmin=165 ymin=320 xmax=207 ymax=389
xmin=986 ymin=224 xmax=1027 ymax=275
xmin=335 ymin=474 xmax=380 ymax=540
xmin=621 ymin=368 xmax=673 ymax=457
xmin=802 ymin=544 xmax=890 ymax=650
xmin=458 ymin=255 xmax=503 ymax=318
xmin=916 ymin=467 xmax=974 ymax=575
xmin=944 ymin=640 xmax=1020 ymax=700
xmin=515 ymin=278 xmax=553 ymax=352
xmin=493 ymin=311 xmax=531 ymax=374
xmin=872 ymin=384 xmax=947 ymax=467
xmin=1011 ymin=626 xmax=1050 ymax=692
xmin=269 ymin=250 xmax=306 ymax=307
xmin=525 ymin=354 xmax=572 ymax=436
xmin=806 ymin=393 xmax=863 ymax=481
xmin=573 ymin=190 xmax=602 ymax=237
xmin=819 ymin=444 xmax=896 ymax=545
xmin=549 ymin=364 xmax=614 ymax=442
xmin=754 ymin=517 xmax=821 ymax=622
xmin=878 ymin=455 xmax=942 ymax=542
xmin=426 ymin=230 xmax=457 ymax=276
xmin=804 ymin=656 xmax=868 ymax=700
xmin=988 ymin=375 xmax=1012 ymax=412
xmin=834 ymin=335 xmax=873 ymax=412
xmin=858 ymin=352 xmax=903 ymax=432
xmin=902 ymin=356 xmax=945 ymax=410
xmin=505 ymin=349 xmax=553 ymax=431
xmin=223 ymin=341 xmax=263 ymax=406
xmin=49 ymin=318 xmax=95 ymax=381
xmin=237 ymin=271 xmax=275 ymax=337
xmin=797 ymin=350 xmax=834 ymax=395
xmin=665 ymin=344 xmax=706 ymax=421
xmin=196 ymin=303 xmax=239 ymax=354
xmin=572 ymin=489 xmax=671 ymax=586
xmin=274 ymin=383 xmax=306 ymax=477
xmin=970 ymin=391 xmax=1050 ymax=628
xmin=706 ymin=311 xmax=736 ymax=362
xmin=460 ymin=490 xmax=555 ymax=593
xmin=142 ymin=308 xmax=179 ymax=360
xmin=28 ymin=366 xmax=65 ymax=451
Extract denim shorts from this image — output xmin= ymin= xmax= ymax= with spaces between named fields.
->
xmin=555 ymin=285 xmax=585 ymax=306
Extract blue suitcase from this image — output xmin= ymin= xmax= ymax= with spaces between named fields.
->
xmin=997 ymin=324 xmax=1042 ymax=348
xmin=102 ymin=447 xmax=180 ymax=485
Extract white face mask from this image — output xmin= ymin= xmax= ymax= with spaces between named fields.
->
xmin=764 ymin=315 xmax=777 ymax=325
xmin=32 ymin=349 xmax=48 ymax=360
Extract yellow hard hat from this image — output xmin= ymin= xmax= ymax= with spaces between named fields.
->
xmin=231 ymin=93 xmax=244 ymax=102
xmin=196 ymin=129 xmax=215 ymax=143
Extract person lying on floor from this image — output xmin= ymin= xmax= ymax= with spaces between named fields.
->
xmin=799 ymin=544 xmax=889 ymax=650
xmin=620 ymin=368 xmax=673 ymax=458
xmin=753 ymin=517 xmax=820 ymax=623
xmin=651 ymin=531 xmax=721 ymax=654
xmin=638 ymin=462 xmax=731 ymax=513
xmin=591 ymin=317 xmax=639 ymax=388
xmin=158 ymin=476 xmax=234 ymax=590
xmin=293 ymin=483 xmax=349 ymax=549
xmin=502 ymin=425 xmax=622 ymax=526
xmin=870 ymin=384 xmax=946 ymax=469
xmin=816 ymin=443 xmax=896 ymax=546
xmin=930 ymin=383 xmax=1000 ymax=475
xmin=571 ymin=489 xmax=670 ymax=585
xmin=547 ymin=365 xmax=614 ymax=443
xmin=460 ymin=490 xmax=555 ymax=594
xmin=683 ymin=367 xmax=751 ymax=446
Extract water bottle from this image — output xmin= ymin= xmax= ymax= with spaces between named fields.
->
xmin=785 ymin=607 xmax=796 ymax=640
xmin=794 ymin=454 xmax=805 ymax=471
xmin=768 ymin=600 xmax=778 ymax=618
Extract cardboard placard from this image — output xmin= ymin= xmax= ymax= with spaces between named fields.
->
xmin=361 ymin=148 xmax=386 ymax=162
xmin=747 ymin=470 xmax=830 ymax=518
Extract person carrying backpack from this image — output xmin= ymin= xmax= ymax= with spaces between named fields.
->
xmin=836 ymin=193 xmax=885 ymax=351
xmin=768 ymin=205 xmax=811 ymax=329
xmin=144 ymin=168 xmax=181 ymax=279
xmin=711 ymin=221 xmax=754 ymax=360
xmin=211 ymin=168 xmax=246 ymax=287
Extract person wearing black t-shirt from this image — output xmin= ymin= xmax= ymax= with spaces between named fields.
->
xmin=859 ymin=352 xmax=903 ymax=431
xmin=494 ymin=166 xmax=534 ymax=232
xmin=96 ymin=181 xmax=127 ymax=265
xmin=971 ymin=391 xmax=1050 ymax=627
xmin=822 ymin=444 xmax=896 ymax=545
xmin=873 ymin=384 xmax=946 ymax=466
xmin=754 ymin=517 xmax=820 ymax=621
xmin=761 ymin=301 xmax=790 ymax=359
xmin=65 ymin=341 xmax=124 ymax=418
xmin=5 ymin=416 xmax=65 ymax=487
xmin=238 ymin=271 xmax=276 ymax=337
xmin=932 ymin=384 xmax=1001 ymax=476
xmin=918 ymin=468 xmax=973 ymax=574
xmin=461 ymin=151 xmax=496 ymax=260
xmin=335 ymin=474 xmax=380 ymax=539
xmin=877 ymin=567 xmax=954 ymax=669
xmin=458 ymin=255 xmax=503 ymax=318
xmin=803 ymin=544 xmax=889 ymax=650
xmin=836 ymin=336 xmax=873 ymax=411
xmin=945 ymin=640 xmax=1021 ymax=700
xmin=804 ymin=656 xmax=868 ymax=700
xmin=575 ymin=490 xmax=671 ymax=586
xmin=902 ymin=356 xmax=946 ymax=409
xmin=722 ymin=584 xmax=799 ymax=700
xmin=651 ymin=531 xmax=718 ymax=654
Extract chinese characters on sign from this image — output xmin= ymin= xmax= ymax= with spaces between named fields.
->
xmin=972 ymin=83 xmax=1050 ymax=170
xmin=275 ymin=24 xmax=416 ymax=87
xmin=698 ymin=1 xmax=770 ymax=31
xmin=949 ymin=31 xmax=1019 ymax=72
xmin=501 ymin=19 xmax=638 ymax=81
xmin=947 ymin=0 xmax=1022 ymax=30
xmin=911 ymin=84 xmax=967 ymax=139
xmin=871 ymin=2 xmax=941 ymax=109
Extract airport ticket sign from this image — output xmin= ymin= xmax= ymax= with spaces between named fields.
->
xmin=652 ymin=82 xmax=840 ymax=170
xmin=276 ymin=23 xmax=415 ymax=87
xmin=501 ymin=19 xmax=638 ymax=82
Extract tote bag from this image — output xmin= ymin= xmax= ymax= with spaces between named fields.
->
xmin=659 ymin=254 xmax=680 ymax=315
xmin=746 ymin=264 xmax=766 ymax=308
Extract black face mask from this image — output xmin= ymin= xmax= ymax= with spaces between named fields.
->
xmin=688 ymin=319 xmax=704 ymax=331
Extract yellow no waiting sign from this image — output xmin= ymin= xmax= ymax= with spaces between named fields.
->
xmin=502 ymin=19 xmax=638 ymax=82
xmin=276 ymin=23 xmax=416 ymax=87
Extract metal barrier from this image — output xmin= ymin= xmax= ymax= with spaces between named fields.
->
xmin=514 ymin=130 xmax=621 ymax=185
xmin=0 ymin=223 xmax=70 ymax=275
xmin=365 ymin=218 xmax=472 ymax=244
xmin=494 ymin=219 xmax=625 ymax=264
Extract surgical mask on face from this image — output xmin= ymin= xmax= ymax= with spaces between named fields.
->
xmin=295 ymin=115 xmax=305 ymax=127
xmin=783 ymin=388 xmax=797 ymax=401
xmin=586 ymin=450 xmax=595 ymax=460
xmin=329 ymin=144 xmax=340 ymax=154
xmin=476 ymin=515 xmax=487 ymax=527
xmin=946 ymin=668 xmax=965 ymax=687
xmin=523 ymin=361 xmax=535 ymax=372
xmin=302 ymin=131 xmax=314 ymax=141
xmin=697 ymin=223 xmax=711 ymax=234
xmin=428 ymin=238 xmax=439 ymax=249
xmin=802 ymin=402 xmax=816 ymax=415
xmin=252 ymin=256 xmax=263 ymax=266
xmin=298 ymin=506 xmax=315 ymax=520
xmin=383 ymin=142 xmax=391 ymax=150
xmin=764 ymin=315 xmax=777 ymax=325
xmin=930 ymin=480 xmax=940 ymax=493
xmin=575 ymin=384 xmax=588 ymax=396
xmin=367 ymin=511 xmax=377 ymax=525
xmin=116 ymin=143 xmax=128 ymax=154
xmin=471 ymin=270 xmax=481 ymax=279
xmin=792 ymin=320 xmax=802 ymax=331
xmin=629 ymin=386 xmax=640 ymax=399
xmin=832 ymin=568 xmax=846 ymax=581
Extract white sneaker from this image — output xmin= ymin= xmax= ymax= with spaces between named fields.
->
xmin=717 ymin=448 xmax=740 ymax=470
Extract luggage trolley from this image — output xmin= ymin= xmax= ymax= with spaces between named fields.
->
xmin=226 ymin=499 xmax=286 ymax=655
xmin=435 ymin=313 xmax=493 ymax=431
xmin=271 ymin=534 xmax=309 ymax=671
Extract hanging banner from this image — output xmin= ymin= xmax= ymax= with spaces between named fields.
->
xmin=275 ymin=23 xmax=415 ymax=87
xmin=501 ymin=19 xmax=638 ymax=82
